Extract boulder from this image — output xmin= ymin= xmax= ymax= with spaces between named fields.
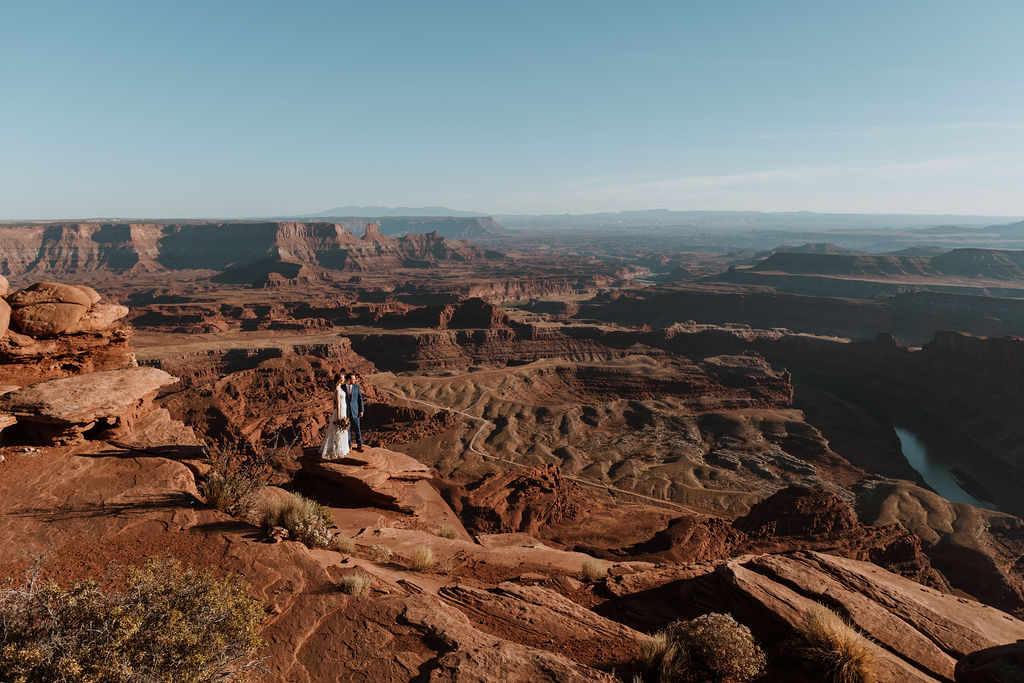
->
xmin=72 ymin=304 xmax=130 ymax=332
xmin=302 ymin=448 xmax=433 ymax=513
xmin=0 ymin=367 xmax=179 ymax=444
xmin=7 ymin=281 xmax=93 ymax=309
xmin=956 ymin=641 xmax=1024 ymax=682
xmin=0 ymin=298 xmax=9 ymax=337
xmin=72 ymin=284 xmax=102 ymax=305
xmin=11 ymin=302 xmax=88 ymax=337
xmin=0 ymin=274 xmax=8 ymax=296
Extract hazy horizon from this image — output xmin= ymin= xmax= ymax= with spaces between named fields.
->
xmin=2 ymin=1 xmax=1022 ymax=218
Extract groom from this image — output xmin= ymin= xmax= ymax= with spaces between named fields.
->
xmin=343 ymin=373 xmax=365 ymax=452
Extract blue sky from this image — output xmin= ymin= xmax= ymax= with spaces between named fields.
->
xmin=1 ymin=0 xmax=1022 ymax=218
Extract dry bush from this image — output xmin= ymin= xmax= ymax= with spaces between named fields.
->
xmin=639 ymin=632 xmax=669 ymax=671
xmin=331 ymin=535 xmax=356 ymax=553
xmin=366 ymin=544 xmax=393 ymax=563
xmin=649 ymin=612 xmax=765 ymax=683
xmin=337 ymin=573 xmax=370 ymax=596
xmin=437 ymin=524 xmax=460 ymax=539
xmin=405 ymin=545 xmax=436 ymax=572
xmin=260 ymin=492 xmax=334 ymax=548
xmin=581 ymin=559 xmax=607 ymax=581
xmin=0 ymin=558 xmax=265 ymax=682
xmin=798 ymin=604 xmax=877 ymax=683
xmin=198 ymin=438 xmax=279 ymax=519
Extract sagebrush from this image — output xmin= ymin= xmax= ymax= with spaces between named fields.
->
xmin=644 ymin=612 xmax=765 ymax=683
xmin=261 ymin=492 xmax=334 ymax=548
xmin=798 ymin=604 xmax=877 ymax=683
xmin=0 ymin=558 xmax=265 ymax=683
xmin=405 ymin=545 xmax=436 ymax=572
xmin=581 ymin=558 xmax=607 ymax=581
xmin=337 ymin=574 xmax=370 ymax=596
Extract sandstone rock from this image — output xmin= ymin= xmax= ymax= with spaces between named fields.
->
xmin=0 ymin=297 xmax=9 ymax=337
xmin=11 ymin=302 xmax=88 ymax=337
xmin=0 ymin=274 xmax=8 ymax=296
xmin=454 ymin=464 xmax=584 ymax=536
xmin=399 ymin=595 xmax=618 ymax=682
xmin=0 ymin=367 xmax=179 ymax=444
xmin=718 ymin=551 xmax=1024 ymax=682
xmin=71 ymin=303 xmax=130 ymax=332
xmin=955 ymin=641 xmax=1024 ymax=682
xmin=7 ymin=281 xmax=93 ymax=309
xmin=72 ymin=284 xmax=102 ymax=305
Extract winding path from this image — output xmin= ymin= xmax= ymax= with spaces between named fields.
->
xmin=379 ymin=387 xmax=705 ymax=514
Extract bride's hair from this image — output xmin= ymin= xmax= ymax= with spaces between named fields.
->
xmin=332 ymin=373 xmax=344 ymax=388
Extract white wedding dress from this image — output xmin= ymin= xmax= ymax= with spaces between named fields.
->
xmin=319 ymin=385 xmax=351 ymax=460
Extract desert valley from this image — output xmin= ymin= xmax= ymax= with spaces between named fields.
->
xmin=2 ymin=213 xmax=1024 ymax=681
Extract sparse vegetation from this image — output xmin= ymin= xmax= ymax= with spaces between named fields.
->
xmin=437 ymin=524 xmax=460 ymax=539
xmin=0 ymin=558 xmax=265 ymax=683
xmin=639 ymin=632 xmax=669 ymax=671
xmin=366 ymin=544 xmax=393 ymax=563
xmin=260 ymin=492 xmax=334 ymax=548
xmin=198 ymin=438 xmax=280 ymax=519
xmin=405 ymin=545 xmax=436 ymax=571
xmin=639 ymin=612 xmax=766 ymax=683
xmin=331 ymin=534 xmax=356 ymax=553
xmin=581 ymin=558 xmax=607 ymax=581
xmin=337 ymin=573 xmax=371 ymax=596
xmin=798 ymin=604 xmax=877 ymax=683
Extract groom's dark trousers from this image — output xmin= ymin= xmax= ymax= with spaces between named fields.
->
xmin=345 ymin=383 xmax=364 ymax=447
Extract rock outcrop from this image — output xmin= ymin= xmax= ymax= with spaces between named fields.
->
xmin=718 ymin=550 xmax=1024 ymax=683
xmin=451 ymin=464 xmax=585 ymax=536
xmin=0 ymin=367 xmax=181 ymax=444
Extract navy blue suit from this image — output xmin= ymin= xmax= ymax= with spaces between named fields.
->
xmin=344 ymin=383 xmax=364 ymax=446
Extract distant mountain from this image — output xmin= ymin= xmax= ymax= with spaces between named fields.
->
xmin=770 ymin=243 xmax=864 ymax=255
xmin=308 ymin=206 xmax=486 ymax=218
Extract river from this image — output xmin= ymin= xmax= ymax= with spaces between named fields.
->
xmin=891 ymin=413 xmax=1024 ymax=518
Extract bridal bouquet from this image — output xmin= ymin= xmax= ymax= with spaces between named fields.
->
xmin=333 ymin=417 xmax=351 ymax=429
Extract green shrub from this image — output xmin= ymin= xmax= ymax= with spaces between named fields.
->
xmin=0 ymin=558 xmax=265 ymax=683
xmin=648 ymin=612 xmax=765 ymax=683
xmin=798 ymin=604 xmax=877 ymax=683
xmin=337 ymin=574 xmax=370 ymax=596
xmin=260 ymin=492 xmax=334 ymax=548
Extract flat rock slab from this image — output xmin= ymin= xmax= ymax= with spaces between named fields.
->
xmin=718 ymin=550 xmax=1024 ymax=683
xmin=301 ymin=448 xmax=432 ymax=513
xmin=0 ymin=367 xmax=178 ymax=425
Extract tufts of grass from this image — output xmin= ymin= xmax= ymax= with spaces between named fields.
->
xmin=260 ymin=492 xmax=334 ymax=548
xmin=337 ymin=573 xmax=370 ymax=596
xmin=330 ymin=535 xmax=356 ymax=554
xmin=366 ymin=544 xmax=393 ymax=564
xmin=405 ymin=545 xmax=436 ymax=572
xmin=581 ymin=559 xmax=607 ymax=581
xmin=798 ymin=604 xmax=878 ymax=683
xmin=639 ymin=632 xmax=669 ymax=671
xmin=437 ymin=524 xmax=460 ymax=539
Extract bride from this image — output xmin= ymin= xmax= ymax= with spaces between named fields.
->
xmin=319 ymin=375 xmax=351 ymax=460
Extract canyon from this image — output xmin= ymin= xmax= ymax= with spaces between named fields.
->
xmin=3 ymin=217 xmax=1024 ymax=681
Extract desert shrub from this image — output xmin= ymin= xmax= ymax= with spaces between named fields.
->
xmin=581 ymin=558 xmax=607 ymax=581
xmin=405 ymin=545 xmax=436 ymax=572
xmin=639 ymin=632 xmax=669 ymax=671
xmin=260 ymin=492 xmax=334 ymax=548
xmin=198 ymin=439 xmax=278 ymax=519
xmin=648 ymin=612 xmax=765 ymax=683
xmin=366 ymin=544 xmax=393 ymax=563
xmin=337 ymin=573 xmax=371 ymax=596
xmin=331 ymin=534 xmax=356 ymax=553
xmin=798 ymin=604 xmax=877 ymax=683
xmin=0 ymin=558 xmax=265 ymax=683
xmin=437 ymin=524 xmax=460 ymax=539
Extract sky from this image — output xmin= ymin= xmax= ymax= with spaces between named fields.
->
xmin=1 ymin=0 xmax=1022 ymax=218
